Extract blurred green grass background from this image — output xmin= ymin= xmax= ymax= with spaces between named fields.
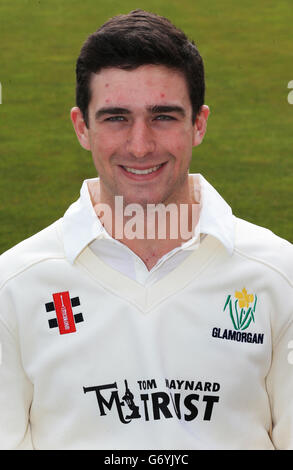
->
xmin=0 ymin=0 xmax=293 ymax=253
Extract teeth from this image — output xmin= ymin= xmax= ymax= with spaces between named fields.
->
xmin=123 ymin=164 xmax=163 ymax=175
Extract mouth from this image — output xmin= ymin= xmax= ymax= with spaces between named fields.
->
xmin=118 ymin=162 xmax=168 ymax=181
xmin=121 ymin=163 xmax=164 ymax=175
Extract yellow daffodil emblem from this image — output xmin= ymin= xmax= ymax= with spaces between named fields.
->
xmin=235 ymin=288 xmax=254 ymax=309
xmin=223 ymin=288 xmax=257 ymax=331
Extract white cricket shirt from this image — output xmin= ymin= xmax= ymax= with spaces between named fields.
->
xmin=1 ymin=174 xmax=293 ymax=450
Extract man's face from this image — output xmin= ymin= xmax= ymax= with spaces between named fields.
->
xmin=72 ymin=65 xmax=209 ymax=207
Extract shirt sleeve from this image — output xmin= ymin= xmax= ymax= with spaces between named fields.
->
xmin=0 ymin=315 xmax=33 ymax=449
xmin=266 ymin=312 xmax=293 ymax=449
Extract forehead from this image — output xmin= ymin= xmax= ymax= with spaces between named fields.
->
xmin=89 ymin=65 xmax=191 ymax=108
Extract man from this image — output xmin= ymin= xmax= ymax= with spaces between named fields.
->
xmin=0 ymin=9 xmax=293 ymax=450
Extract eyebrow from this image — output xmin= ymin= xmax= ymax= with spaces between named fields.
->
xmin=95 ymin=107 xmax=130 ymax=120
xmin=95 ymin=105 xmax=186 ymax=120
xmin=149 ymin=105 xmax=186 ymax=117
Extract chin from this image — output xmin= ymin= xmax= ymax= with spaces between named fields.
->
xmin=124 ymin=192 xmax=167 ymax=207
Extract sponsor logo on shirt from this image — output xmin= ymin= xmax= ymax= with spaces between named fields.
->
xmin=212 ymin=288 xmax=264 ymax=344
xmin=83 ymin=378 xmax=220 ymax=424
xmin=45 ymin=291 xmax=84 ymax=334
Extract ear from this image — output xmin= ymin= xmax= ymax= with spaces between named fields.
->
xmin=192 ymin=105 xmax=210 ymax=147
xmin=70 ymin=107 xmax=91 ymax=151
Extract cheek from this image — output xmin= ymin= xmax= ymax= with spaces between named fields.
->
xmin=163 ymin=129 xmax=192 ymax=156
xmin=91 ymin=133 xmax=117 ymax=163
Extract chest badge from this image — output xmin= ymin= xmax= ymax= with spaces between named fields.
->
xmin=211 ymin=288 xmax=264 ymax=345
xmin=45 ymin=291 xmax=84 ymax=334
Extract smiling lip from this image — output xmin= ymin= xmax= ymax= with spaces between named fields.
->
xmin=119 ymin=162 xmax=167 ymax=179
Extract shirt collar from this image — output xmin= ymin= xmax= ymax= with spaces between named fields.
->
xmin=200 ymin=176 xmax=235 ymax=254
xmin=62 ymin=174 xmax=235 ymax=263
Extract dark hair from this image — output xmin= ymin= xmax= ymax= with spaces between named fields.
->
xmin=76 ymin=9 xmax=205 ymax=127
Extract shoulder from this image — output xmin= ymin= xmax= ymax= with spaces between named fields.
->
xmin=234 ymin=217 xmax=293 ymax=285
xmin=0 ymin=219 xmax=65 ymax=289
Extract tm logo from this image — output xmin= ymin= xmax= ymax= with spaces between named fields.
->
xmin=224 ymin=288 xmax=257 ymax=331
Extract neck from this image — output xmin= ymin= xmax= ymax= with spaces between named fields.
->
xmin=88 ymin=177 xmax=200 ymax=270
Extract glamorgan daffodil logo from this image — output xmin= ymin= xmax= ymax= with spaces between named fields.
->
xmin=223 ymin=288 xmax=257 ymax=331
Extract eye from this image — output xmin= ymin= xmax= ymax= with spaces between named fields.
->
xmin=105 ymin=116 xmax=127 ymax=122
xmin=154 ymin=115 xmax=176 ymax=121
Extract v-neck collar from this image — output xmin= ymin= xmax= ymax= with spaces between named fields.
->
xmin=76 ymin=233 xmax=223 ymax=313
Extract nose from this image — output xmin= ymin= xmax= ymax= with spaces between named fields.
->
xmin=126 ymin=120 xmax=155 ymax=158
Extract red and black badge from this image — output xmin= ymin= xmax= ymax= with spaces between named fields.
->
xmin=45 ymin=291 xmax=84 ymax=334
